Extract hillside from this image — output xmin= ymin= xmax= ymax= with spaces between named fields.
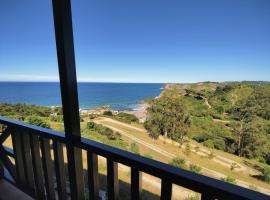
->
xmin=162 ymin=82 xmax=270 ymax=165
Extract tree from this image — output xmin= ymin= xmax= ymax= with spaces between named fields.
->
xmin=144 ymin=91 xmax=190 ymax=144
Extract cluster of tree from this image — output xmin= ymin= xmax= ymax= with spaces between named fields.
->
xmin=146 ymin=83 xmax=270 ymax=173
xmin=86 ymin=121 xmax=121 ymax=140
xmin=144 ymin=91 xmax=191 ymax=145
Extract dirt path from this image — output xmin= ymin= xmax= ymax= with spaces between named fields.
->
xmin=94 ymin=117 xmax=270 ymax=195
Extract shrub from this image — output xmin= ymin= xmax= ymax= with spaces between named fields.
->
xmin=230 ymin=162 xmax=239 ymax=171
xmin=130 ymin=143 xmax=140 ymax=154
xmin=117 ymin=112 xmax=139 ymax=122
xmin=262 ymin=166 xmax=270 ymax=183
xmin=86 ymin=122 xmax=121 ymax=140
xmin=208 ymin=151 xmax=215 ymax=159
xmin=49 ymin=115 xmax=63 ymax=123
xmin=213 ymin=138 xmax=226 ymax=150
xmin=185 ymin=194 xmax=200 ymax=200
xmin=103 ymin=110 xmax=113 ymax=116
xmin=189 ymin=164 xmax=202 ymax=174
xmin=184 ymin=143 xmax=191 ymax=155
xmin=221 ymin=176 xmax=236 ymax=184
xmin=26 ymin=116 xmax=50 ymax=128
xmin=249 ymin=185 xmax=259 ymax=191
xmin=203 ymin=140 xmax=215 ymax=149
xmin=144 ymin=153 xmax=153 ymax=159
xmin=87 ymin=122 xmax=95 ymax=129
xmin=169 ymin=157 xmax=186 ymax=169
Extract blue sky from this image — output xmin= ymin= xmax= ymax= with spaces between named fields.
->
xmin=0 ymin=0 xmax=270 ymax=83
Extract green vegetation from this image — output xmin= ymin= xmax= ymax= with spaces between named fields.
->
xmin=103 ymin=110 xmax=113 ymax=116
xmin=185 ymin=194 xmax=200 ymax=200
xmin=144 ymin=91 xmax=191 ymax=144
xmin=86 ymin=122 xmax=121 ymax=140
xmin=116 ymin=112 xmax=139 ymax=123
xmin=155 ymin=83 xmax=270 ymax=167
xmin=189 ymin=164 xmax=202 ymax=174
xmin=221 ymin=176 xmax=236 ymax=184
xmin=26 ymin=116 xmax=51 ymax=128
xmin=262 ymin=166 xmax=270 ymax=183
xmin=0 ymin=103 xmax=52 ymax=119
xmin=130 ymin=142 xmax=140 ymax=154
xmin=169 ymin=157 xmax=186 ymax=169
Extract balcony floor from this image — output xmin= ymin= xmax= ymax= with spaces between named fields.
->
xmin=0 ymin=179 xmax=33 ymax=200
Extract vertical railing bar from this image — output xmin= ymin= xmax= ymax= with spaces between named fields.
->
xmin=51 ymin=0 xmax=85 ymax=199
xmin=21 ymin=131 xmax=35 ymax=195
xmin=53 ymin=141 xmax=67 ymax=200
xmin=30 ymin=134 xmax=46 ymax=199
xmin=11 ymin=129 xmax=26 ymax=188
xmin=107 ymin=158 xmax=119 ymax=200
xmin=131 ymin=167 xmax=142 ymax=200
xmin=40 ymin=137 xmax=55 ymax=200
xmin=160 ymin=179 xmax=172 ymax=200
xmin=87 ymin=151 xmax=99 ymax=200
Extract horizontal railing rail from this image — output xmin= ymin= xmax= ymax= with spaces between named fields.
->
xmin=0 ymin=116 xmax=269 ymax=200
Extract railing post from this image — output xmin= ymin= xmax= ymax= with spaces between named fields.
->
xmin=51 ymin=0 xmax=85 ymax=199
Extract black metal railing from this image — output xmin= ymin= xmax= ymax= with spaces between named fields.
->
xmin=0 ymin=116 xmax=269 ymax=200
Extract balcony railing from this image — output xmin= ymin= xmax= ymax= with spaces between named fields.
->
xmin=0 ymin=116 xmax=269 ymax=200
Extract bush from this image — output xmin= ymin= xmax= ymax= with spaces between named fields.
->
xmin=203 ymin=140 xmax=215 ymax=149
xmin=86 ymin=122 xmax=121 ymax=140
xmin=26 ymin=116 xmax=50 ymax=129
xmin=189 ymin=164 xmax=202 ymax=174
xmin=49 ymin=115 xmax=63 ymax=123
xmin=103 ymin=110 xmax=113 ymax=116
xmin=184 ymin=143 xmax=191 ymax=155
xmin=169 ymin=157 xmax=186 ymax=169
xmin=87 ymin=122 xmax=95 ymax=129
xmin=117 ymin=112 xmax=139 ymax=122
xmin=130 ymin=143 xmax=140 ymax=154
xmin=262 ymin=166 xmax=270 ymax=183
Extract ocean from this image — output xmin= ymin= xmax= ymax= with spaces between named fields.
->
xmin=0 ymin=82 xmax=163 ymax=110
